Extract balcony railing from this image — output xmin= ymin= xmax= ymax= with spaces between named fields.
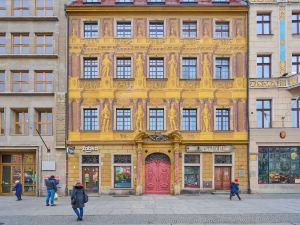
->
xmin=249 ymin=74 xmax=300 ymax=90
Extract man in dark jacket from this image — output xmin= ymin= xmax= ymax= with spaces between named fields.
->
xmin=45 ymin=175 xmax=57 ymax=206
xmin=230 ymin=178 xmax=241 ymax=200
xmin=14 ymin=180 xmax=22 ymax=201
xmin=71 ymin=182 xmax=88 ymax=221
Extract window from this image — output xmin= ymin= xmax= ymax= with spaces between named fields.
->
xmin=182 ymin=21 xmax=197 ymax=38
xmin=212 ymin=0 xmax=229 ymax=3
xmin=183 ymin=154 xmax=200 ymax=188
xmin=116 ymin=21 xmax=132 ymax=38
xmin=116 ymin=58 xmax=131 ymax=79
xmin=13 ymin=0 xmax=30 ymax=16
xmin=84 ymin=22 xmax=98 ymax=38
xmin=149 ymin=108 xmax=164 ymax=130
xmin=147 ymin=0 xmax=165 ymax=4
xmin=36 ymin=109 xmax=52 ymax=135
xmin=182 ymin=57 xmax=197 ymax=79
xmin=149 ymin=21 xmax=164 ymax=38
xmin=180 ymin=0 xmax=197 ymax=4
xmin=215 ymin=155 xmax=232 ymax=164
xmin=116 ymin=108 xmax=131 ymax=130
xmin=0 ymin=109 xmax=4 ymax=135
xmin=215 ymin=109 xmax=230 ymax=131
xmin=35 ymin=34 xmax=53 ymax=54
xmin=215 ymin=58 xmax=230 ymax=79
xmin=292 ymin=13 xmax=300 ymax=35
xmin=13 ymin=109 xmax=29 ymax=135
xmin=258 ymin=147 xmax=300 ymax=184
xmin=182 ymin=109 xmax=197 ymax=131
xmin=257 ymin=13 xmax=271 ymax=35
xmin=12 ymin=71 xmax=29 ymax=92
xmin=257 ymin=55 xmax=271 ymax=78
xmin=83 ymin=58 xmax=98 ymax=79
xmin=0 ymin=33 xmax=5 ymax=54
xmin=113 ymin=155 xmax=132 ymax=188
xmin=84 ymin=0 xmax=100 ymax=3
xmin=292 ymin=99 xmax=300 ymax=128
xmin=292 ymin=55 xmax=300 ymax=74
xmin=82 ymin=155 xmax=100 ymax=164
xmin=149 ymin=57 xmax=164 ymax=79
xmin=256 ymin=99 xmax=271 ymax=128
xmin=83 ymin=108 xmax=98 ymax=131
xmin=12 ymin=33 xmax=30 ymax=54
xmin=116 ymin=0 xmax=133 ymax=4
xmin=36 ymin=0 xmax=53 ymax=16
xmin=0 ymin=1 xmax=6 ymax=16
xmin=215 ymin=22 xmax=229 ymax=38
xmin=0 ymin=71 xmax=5 ymax=92
xmin=35 ymin=71 xmax=53 ymax=92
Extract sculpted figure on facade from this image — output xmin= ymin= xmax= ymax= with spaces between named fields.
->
xmin=168 ymin=54 xmax=178 ymax=88
xmin=104 ymin=23 xmax=110 ymax=37
xmin=101 ymin=54 xmax=112 ymax=87
xmin=168 ymin=102 xmax=177 ymax=131
xmin=135 ymin=54 xmax=145 ymax=88
xmin=136 ymin=103 xmax=144 ymax=131
xmin=201 ymin=54 xmax=212 ymax=88
xmin=101 ymin=104 xmax=110 ymax=132
xmin=202 ymin=102 xmax=211 ymax=132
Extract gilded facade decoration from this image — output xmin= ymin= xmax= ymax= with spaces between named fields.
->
xmin=101 ymin=104 xmax=110 ymax=132
xmin=202 ymin=102 xmax=211 ymax=132
xmin=168 ymin=102 xmax=177 ymax=131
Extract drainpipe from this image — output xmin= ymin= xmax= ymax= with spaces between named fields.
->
xmin=65 ymin=5 xmax=69 ymax=197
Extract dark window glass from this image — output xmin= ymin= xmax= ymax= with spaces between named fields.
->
xmin=82 ymin=155 xmax=99 ymax=164
xmin=182 ymin=21 xmax=197 ymax=38
xmin=2 ymin=155 xmax=11 ymax=163
xmin=215 ymin=155 xmax=232 ymax=164
xmin=117 ymin=21 xmax=132 ymax=38
xmin=215 ymin=22 xmax=229 ymax=38
xmin=292 ymin=99 xmax=300 ymax=128
xmin=256 ymin=99 xmax=271 ymax=128
xmin=0 ymin=34 xmax=5 ymax=54
xmin=147 ymin=0 xmax=165 ymax=5
xmin=184 ymin=154 xmax=200 ymax=164
xmin=0 ymin=72 xmax=5 ymax=92
xmin=114 ymin=155 xmax=131 ymax=163
xmin=292 ymin=55 xmax=300 ymax=74
xmin=84 ymin=22 xmax=98 ymax=38
xmin=182 ymin=58 xmax=197 ymax=79
xmin=184 ymin=166 xmax=200 ymax=188
xmin=116 ymin=58 xmax=131 ymax=79
xmin=84 ymin=58 xmax=98 ymax=79
xmin=116 ymin=108 xmax=131 ymax=130
xmin=149 ymin=58 xmax=164 ymax=79
xmin=292 ymin=13 xmax=300 ymax=35
xmin=257 ymin=55 xmax=271 ymax=78
xmin=216 ymin=109 xmax=230 ymax=131
xmin=257 ymin=14 xmax=271 ymax=35
xmin=83 ymin=109 xmax=98 ymax=130
xmin=215 ymin=58 xmax=230 ymax=79
xmin=149 ymin=21 xmax=164 ymax=38
xmin=182 ymin=109 xmax=197 ymax=131
xmin=149 ymin=108 xmax=164 ymax=130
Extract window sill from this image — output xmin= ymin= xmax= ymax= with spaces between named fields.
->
xmin=0 ymin=54 xmax=58 ymax=59
xmin=113 ymin=78 xmax=134 ymax=81
xmin=180 ymin=130 xmax=199 ymax=132
xmin=10 ymin=134 xmax=29 ymax=136
xmin=0 ymin=92 xmax=54 ymax=96
xmin=79 ymin=78 xmax=101 ymax=81
xmin=213 ymin=37 xmax=232 ymax=40
xmin=179 ymin=79 xmax=201 ymax=81
xmin=213 ymin=130 xmax=234 ymax=133
xmin=146 ymin=78 xmax=168 ymax=81
xmin=80 ymin=130 xmax=101 ymax=133
xmin=113 ymin=130 xmax=135 ymax=133
xmin=33 ymin=133 xmax=53 ymax=137
xmin=0 ymin=16 xmax=58 ymax=21
xmin=115 ymin=37 xmax=133 ymax=39
xmin=213 ymin=78 xmax=234 ymax=81
xmin=292 ymin=34 xmax=300 ymax=37
xmin=83 ymin=37 xmax=100 ymax=39
xmin=257 ymin=34 xmax=274 ymax=37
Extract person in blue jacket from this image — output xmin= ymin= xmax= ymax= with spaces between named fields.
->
xmin=14 ymin=180 xmax=22 ymax=201
xmin=230 ymin=178 xmax=241 ymax=200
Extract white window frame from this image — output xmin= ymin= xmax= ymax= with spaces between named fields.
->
xmin=148 ymin=19 xmax=165 ymax=38
xmin=181 ymin=20 xmax=198 ymax=39
xmin=111 ymin=153 xmax=133 ymax=189
xmin=115 ymin=19 xmax=133 ymax=38
xmin=114 ymin=106 xmax=133 ymax=131
xmin=147 ymin=106 xmax=166 ymax=131
xmin=182 ymin=153 xmax=202 ymax=190
xmin=80 ymin=106 xmax=100 ymax=131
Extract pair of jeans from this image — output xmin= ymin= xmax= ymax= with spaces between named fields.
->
xmin=230 ymin=191 xmax=241 ymax=200
xmin=73 ymin=208 xmax=83 ymax=219
xmin=16 ymin=194 xmax=22 ymax=200
xmin=46 ymin=189 xmax=55 ymax=205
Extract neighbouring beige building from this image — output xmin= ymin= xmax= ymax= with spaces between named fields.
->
xmin=249 ymin=0 xmax=300 ymax=192
xmin=0 ymin=0 xmax=68 ymax=196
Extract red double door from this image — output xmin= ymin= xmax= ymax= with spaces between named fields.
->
xmin=145 ymin=159 xmax=170 ymax=194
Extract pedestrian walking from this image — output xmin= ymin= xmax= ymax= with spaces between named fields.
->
xmin=45 ymin=175 xmax=57 ymax=206
xmin=71 ymin=182 xmax=88 ymax=221
xmin=230 ymin=178 xmax=241 ymax=200
xmin=14 ymin=180 xmax=22 ymax=201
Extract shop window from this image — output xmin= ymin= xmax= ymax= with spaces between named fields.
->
xmin=84 ymin=22 xmax=98 ymax=38
xmin=82 ymin=155 xmax=99 ymax=164
xmin=35 ymin=33 xmax=53 ymax=54
xmin=12 ymin=33 xmax=30 ymax=54
xmin=256 ymin=99 xmax=271 ymax=128
xmin=0 ymin=108 xmax=4 ymax=135
xmin=116 ymin=21 xmax=132 ymax=38
xmin=214 ymin=22 xmax=229 ymax=38
xmin=12 ymin=109 xmax=29 ymax=135
xmin=83 ymin=58 xmax=98 ymax=79
xmin=35 ymin=109 xmax=52 ymax=135
xmin=0 ymin=71 xmax=5 ymax=92
xmin=182 ymin=108 xmax=197 ymax=131
xmin=215 ymin=58 xmax=230 ymax=79
xmin=0 ymin=1 xmax=6 ymax=16
xmin=116 ymin=108 xmax=131 ymax=131
xmin=36 ymin=0 xmax=53 ymax=16
xmin=215 ymin=155 xmax=232 ymax=164
xmin=113 ymin=154 xmax=132 ymax=188
xmin=0 ymin=33 xmax=5 ymax=54
xmin=258 ymin=147 xmax=300 ymax=184
xmin=116 ymin=58 xmax=132 ymax=79
xmin=149 ymin=21 xmax=164 ymax=38
xmin=182 ymin=58 xmax=197 ymax=80
xmin=183 ymin=154 xmax=200 ymax=188
xmin=182 ymin=21 xmax=197 ymax=38
xmin=13 ymin=0 xmax=30 ymax=16
xmin=148 ymin=57 xmax=164 ymax=79
xmin=149 ymin=108 xmax=164 ymax=131
xmin=35 ymin=71 xmax=53 ymax=92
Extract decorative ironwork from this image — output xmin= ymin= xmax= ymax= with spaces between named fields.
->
xmin=145 ymin=153 xmax=170 ymax=163
xmin=82 ymin=155 xmax=99 ymax=164
xmin=148 ymin=134 xmax=169 ymax=141
xmin=114 ymin=154 xmax=131 ymax=164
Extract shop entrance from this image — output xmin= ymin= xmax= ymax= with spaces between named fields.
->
xmin=82 ymin=166 xmax=99 ymax=193
xmin=214 ymin=166 xmax=231 ymax=190
xmin=145 ymin=153 xmax=170 ymax=194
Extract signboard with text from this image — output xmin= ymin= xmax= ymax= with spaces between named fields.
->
xmin=186 ymin=145 xmax=232 ymax=153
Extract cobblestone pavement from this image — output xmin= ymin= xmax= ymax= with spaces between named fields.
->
xmin=0 ymin=194 xmax=300 ymax=225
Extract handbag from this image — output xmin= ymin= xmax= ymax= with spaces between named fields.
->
xmin=54 ymin=192 xmax=59 ymax=201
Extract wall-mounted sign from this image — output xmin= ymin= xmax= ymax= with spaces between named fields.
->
xmin=81 ymin=146 xmax=98 ymax=153
xmin=66 ymin=146 xmax=75 ymax=154
xmin=186 ymin=145 xmax=232 ymax=153
xmin=42 ymin=161 xmax=56 ymax=171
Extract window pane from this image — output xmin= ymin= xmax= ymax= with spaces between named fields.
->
xmin=114 ymin=155 xmax=131 ymax=163
xmin=114 ymin=166 xmax=131 ymax=188
xmin=117 ymin=21 xmax=132 ymax=38
xmin=215 ymin=155 xmax=232 ymax=164
xmin=149 ymin=21 xmax=164 ymax=38
xmin=184 ymin=166 xmax=200 ymax=188
xmin=83 ymin=109 xmax=98 ymax=130
xmin=184 ymin=154 xmax=200 ymax=164
xmin=84 ymin=22 xmax=98 ymax=38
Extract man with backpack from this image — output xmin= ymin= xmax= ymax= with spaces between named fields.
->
xmin=45 ymin=175 xmax=57 ymax=206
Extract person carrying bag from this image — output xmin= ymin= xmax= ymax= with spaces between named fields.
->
xmin=71 ymin=182 xmax=88 ymax=221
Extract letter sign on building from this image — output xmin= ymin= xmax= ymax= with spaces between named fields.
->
xmin=186 ymin=145 xmax=232 ymax=153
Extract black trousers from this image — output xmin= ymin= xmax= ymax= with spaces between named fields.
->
xmin=230 ymin=192 xmax=241 ymax=200
xmin=16 ymin=193 xmax=22 ymax=200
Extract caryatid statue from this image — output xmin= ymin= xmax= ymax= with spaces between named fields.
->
xmin=135 ymin=54 xmax=145 ymax=88
xmin=101 ymin=54 xmax=112 ymax=87
xmin=135 ymin=104 xmax=143 ymax=131
xmin=168 ymin=102 xmax=177 ymax=131
xmin=202 ymin=102 xmax=211 ymax=132
xmin=168 ymin=54 xmax=178 ymax=88
xmin=101 ymin=104 xmax=110 ymax=132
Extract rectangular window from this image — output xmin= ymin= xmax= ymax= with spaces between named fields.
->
xmin=116 ymin=58 xmax=131 ymax=79
xmin=180 ymin=0 xmax=197 ymax=4
xmin=12 ymin=71 xmax=29 ymax=92
xmin=116 ymin=0 xmax=133 ymax=4
xmin=149 ymin=57 xmax=164 ymax=79
xmin=12 ymin=33 xmax=30 ymax=54
xmin=215 ymin=58 xmax=230 ymax=79
xmin=149 ymin=21 xmax=164 ymax=38
xmin=215 ymin=109 xmax=230 ymax=131
xmin=182 ymin=109 xmax=197 ymax=131
xmin=257 ymin=55 xmax=271 ymax=78
xmin=36 ymin=0 xmax=53 ymax=16
xmin=116 ymin=108 xmax=131 ymax=130
xmin=83 ymin=58 xmax=98 ymax=79
xmin=0 ymin=33 xmax=5 ymax=54
xmin=258 ymin=147 xmax=300 ymax=184
xmin=84 ymin=0 xmax=101 ymax=3
xmin=0 ymin=1 xmax=6 ymax=16
xmin=182 ymin=57 xmax=197 ymax=79
xmin=113 ymin=155 xmax=132 ymax=188
xmin=292 ymin=13 xmax=300 ymax=35
xmin=292 ymin=55 xmax=300 ymax=74
xmin=183 ymin=154 xmax=200 ymax=188
xmin=149 ymin=108 xmax=164 ymax=130
xmin=116 ymin=21 xmax=132 ymax=38
xmin=84 ymin=22 xmax=98 ymax=38
xmin=13 ymin=109 xmax=29 ymax=135
xmin=83 ymin=108 xmax=98 ymax=131
xmin=215 ymin=155 xmax=232 ymax=164
xmin=215 ymin=22 xmax=229 ymax=38
xmin=182 ymin=21 xmax=197 ymax=38
xmin=35 ymin=33 xmax=53 ymax=54
xmin=0 ymin=71 xmax=5 ymax=92
xmin=292 ymin=99 xmax=300 ymax=128
xmin=35 ymin=71 xmax=53 ymax=92
xmin=147 ymin=0 xmax=165 ymax=4
xmin=36 ymin=109 xmax=52 ymax=135
xmin=257 ymin=13 xmax=271 ymax=35
xmin=13 ymin=0 xmax=30 ymax=16
xmin=256 ymin=99 xmax=272 ymax=128
xmin=0 ymin=109 xmax=4 ymax=135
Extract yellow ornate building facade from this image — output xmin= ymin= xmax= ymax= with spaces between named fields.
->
xmin=66 ymin=0 xmax=248 ymax=195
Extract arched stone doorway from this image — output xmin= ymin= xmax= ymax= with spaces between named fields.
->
xmin=145 ymin=153 xmax=171 ymax=194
